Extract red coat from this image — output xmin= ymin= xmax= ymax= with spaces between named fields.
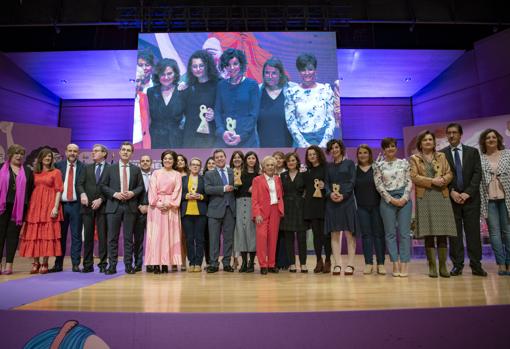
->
xmin=251 ymin=174 xmax=284 ymax=219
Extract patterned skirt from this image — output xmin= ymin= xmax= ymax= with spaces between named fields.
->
xmin=234 ymin=197 xmax=257 ymax=252
xmin=415 ymin=189 xmax=457 ymax=238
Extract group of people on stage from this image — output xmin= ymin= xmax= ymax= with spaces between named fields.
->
xmin=1 ymin=123 xmax=509 ymax=277
xmin=134 ymin=49 xmax=337 ymax=149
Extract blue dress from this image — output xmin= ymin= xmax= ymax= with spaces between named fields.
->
xmin=324 ymin=160 xmax=360 ymax=235
xmin=214 ymin=78 xmax=261 ymax=148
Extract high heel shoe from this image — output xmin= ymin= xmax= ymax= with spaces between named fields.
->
xmin=30 ymin=262 xmax=41 ymax=274
xmin=39 ymin=263 xmax=49 ymax=274
xmin=162 ymin=265 xmax=169 ymax=274
xmin=153 ymin=266 xmax=161 ymax=274
xmin=3 ymin=267 xmax=13 ymax=275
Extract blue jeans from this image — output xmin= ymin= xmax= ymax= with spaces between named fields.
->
xmin=379 ymin=188 xmax=412 ymax=263
xmin=182 ymin=215 xmax=207 ymax=266
xmin=487 ymin=200 xmax=510 ymax=266
xmin=358 ymin=206 xmax=386 ymax=265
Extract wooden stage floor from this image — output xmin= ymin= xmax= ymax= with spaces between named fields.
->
xmin=4 ymin=256 xmax=510 ymax=313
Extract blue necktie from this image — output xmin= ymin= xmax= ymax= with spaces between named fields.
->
xmin=453 ymin=148 xmax=464 ymax=191
xmin=220 ymin=168 xmax=228 ymax=186
xmin=95 ymin=164 xmax=102 ymax=183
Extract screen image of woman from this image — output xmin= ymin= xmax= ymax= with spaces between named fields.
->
xmin=285 ymin=53 xmax=335 ymax=148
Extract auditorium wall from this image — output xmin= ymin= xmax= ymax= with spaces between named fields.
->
xmin=0 ymin=53 xmax=60 ymax=126
xmin=412 ymin=29 xmax=510 ymax=125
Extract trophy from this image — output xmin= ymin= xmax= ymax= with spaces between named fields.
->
xmin=190 ymin=182 xmax=197 ymax=195
xmin=313 ymin=179 xmax=323 ymax=198
xmin=196 ymin=105 xmax=210 ymax=134
xmin=233 ymin=168 xmax=242 ymax=186
xmin=226 ymin=117 xmax=237 ymax=135
xmin=332 ymin=183 xmax=341 ymax=195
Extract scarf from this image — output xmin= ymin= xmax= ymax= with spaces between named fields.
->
xmin=0 ymin=161 xmax=27 ymax=225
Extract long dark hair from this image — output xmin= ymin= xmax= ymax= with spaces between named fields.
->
xmin=34 ymin=148 xmax=55 ymax=173
xmin=187 ymin=50 xmax=219 ymax=86
xmin=305 ymin=145 xmax=326 ymax=168
xmin=243 ymin=151 xmax=260 ymax=173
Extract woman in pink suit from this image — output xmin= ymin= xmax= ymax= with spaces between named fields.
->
xmin=145 ymin=150 xmax=182 ymax=274
xmin=252 ymin=156 xmax=284 ymax=275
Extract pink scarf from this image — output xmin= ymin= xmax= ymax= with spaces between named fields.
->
xmin=0 ymin=161 xmax=27 ymax=225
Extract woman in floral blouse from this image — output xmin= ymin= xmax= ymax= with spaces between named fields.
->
xmin=284 ymin=53 xmax=335 ymax=148
xmin=373 ymin=137 xmax=413 ymax=277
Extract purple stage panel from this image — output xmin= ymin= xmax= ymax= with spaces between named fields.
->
xmin=2 ymin=305 xmax=508 ymax=348
xmin=0 ymin=266 xmax=124 ymax=310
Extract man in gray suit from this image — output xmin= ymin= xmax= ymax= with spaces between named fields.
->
xmin=204 ymin=149 xmax=236 ymax=273
xmin=100 ymin=142 xmax=144 ymax=275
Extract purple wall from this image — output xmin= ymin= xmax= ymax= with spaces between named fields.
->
xmin=341 ymin=97 xmax=413 ymax=148
xmin=0 ymin=53 xmax=60 ymax=126
xmin=413 ymin=29 xmax=510 ymax=124
xmin=59 ymin=99 xmax=134 ymax=149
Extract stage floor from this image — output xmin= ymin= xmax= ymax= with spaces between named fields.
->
xmin=2 ymin=256 xmax=509 ymax=313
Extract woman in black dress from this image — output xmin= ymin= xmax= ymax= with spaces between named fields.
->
xmin=280 ymin=152 xmax=308 ymax=272
xmin=303 ymin=145 xmax=331 ymax=273
xmin=147 ymin=58 xmax=185 ymax=149
xmin=257 ymin=58 xmax=293 ymax=147
xmin=182 ymin=50 xmax=219 ymax=148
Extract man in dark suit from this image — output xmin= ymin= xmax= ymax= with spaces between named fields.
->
xmin=204 ymin=149 xmax=236 ymax=273
xmin=440 ymin=123 xmax=487 ymax=276
xmin=134 ymin=154 xmax=152 ymax=272
xmin=50 ymin=143 xmax=84 ymax=273
xmin=76 ymin=144 xmax=109 ymax=273
xmin=100 ymin=142 xmax=144 ymax=275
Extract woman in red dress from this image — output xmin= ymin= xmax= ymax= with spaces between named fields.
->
xmin=19 ymin=148 xmax=63 ymax=274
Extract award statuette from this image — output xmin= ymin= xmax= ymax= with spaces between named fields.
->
xmin=332 ymin=183 xmax=341 ymax=195
xmin=226 ymin=117 xmax=237 ymax=135
xmin=190 ymin=182 xmax=198 ymax=195
xmin=233 ymin=168 xmax=242 ymax=186
xmin=196 ymin=105 xmax=210 ymax=134
xmin=313 ymin=179 xmax=323 ymax=198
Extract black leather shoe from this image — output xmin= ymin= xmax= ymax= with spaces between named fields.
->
xmin=81 ymin=267 xmax=94 ymax=273
xmin=223 ymin=265 xmax=234 ymax=272
xmin=72 ymin=265 xmax=81 ymax=273
xmin=146 ymin=265 xmax=154 ymax=273
xmin=450 ymin=266 xmax=463 ymax=276
xmin=162 ymin=265 xmax=169 ymax=274
xmin=135 ymin=266 xmax=142 ymax=272
xmin=105 ymin=268 xmax=117 ymax=275
xmin=48 ymin=265 xmax=63 ymax=273
xmin=472 ymin=267 xmax=488 ymax=277
xmin=125 ymin=266 xmax=136 ymax=274
xmin=153 ymin=266 xmax=161 ymax=274
xmin=207 ymin=266 xmax=219 ymax=273
xmin=260 ymin=268 xmax=268 ymax=275
xmin=268 ymin=267 xmax=279 ymax=273
xmin=99 ymin=266 xmax=107 ymax=273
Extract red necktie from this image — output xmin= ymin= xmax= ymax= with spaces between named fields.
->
xmin=123 ymin=164 xmax=128 ymax=192
xmin=67 ymin=163 xmax=74 ymax=201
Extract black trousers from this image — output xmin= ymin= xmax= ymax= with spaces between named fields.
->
xmin=284 ymin=230 xmax=307 ymax=266
xmin=106 ymin=203 xmax=136 ymax=268
xmin=309 ymin=218 xmax=331 ymax=261
xmin=0 ymin=204 xmax=22 ymax=263
xmin=450 ymin=201 xmax=483 ymax=269
xmin=133 ymin=213 xmax=146 ymax=268
xmin=82 ymin=209 xmax=107 ymax=269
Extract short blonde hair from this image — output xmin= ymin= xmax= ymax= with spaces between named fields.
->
xmin=261 ymin=155 xmax=276 ymax=168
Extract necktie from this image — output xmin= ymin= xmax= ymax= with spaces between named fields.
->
xmin=122 ymin=164 xmax=128 ymax=192
xmin=95 ymin=164 xmax=102 ymax=183
xmin=453 ymin=148 xmax=464 ymax=191
xmin=67 ymin=163 xmax=74 ymax=201
xmin=143 ymin=173 xmax=149 ymax=191
xmin=220 ymin=168 xmax=228 ymax=186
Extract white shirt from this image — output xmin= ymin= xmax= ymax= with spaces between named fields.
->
xmin=141 ymin=170 xmax=151 ymax=191
xmin=450 ymin=144 xmax=463 ymax=166
xmin=62 ymin=160 xmax=77 ymax=202
xmin=264 ymin=174 xmax=278 ymax=205
xmin=119 ymin=162 xmax=131 ymax=192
